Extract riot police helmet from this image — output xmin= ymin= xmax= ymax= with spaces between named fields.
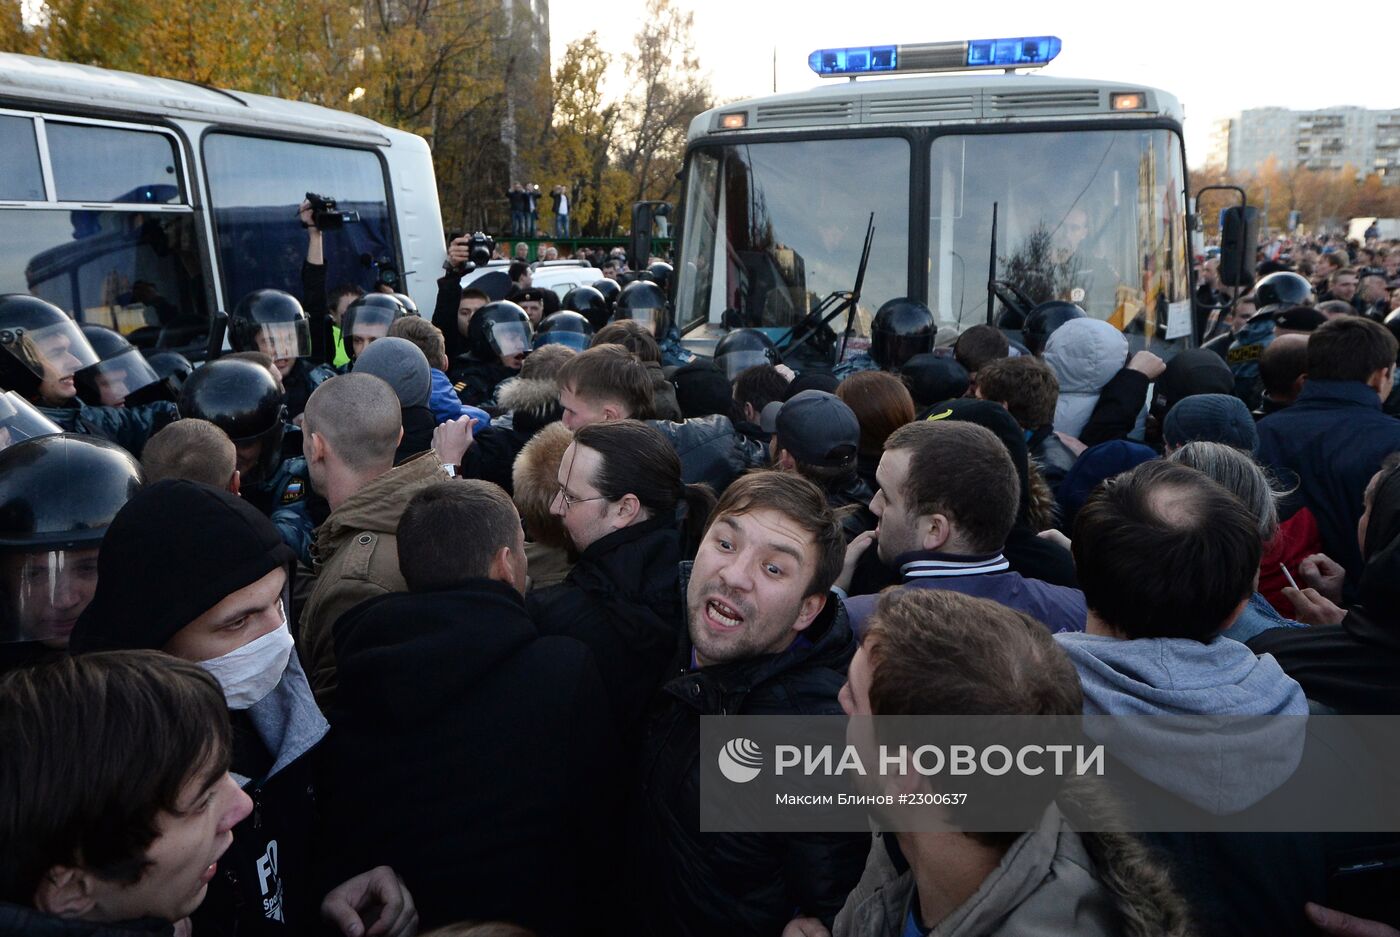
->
xmin=870 ymin=298 xmax=935 ymax=370
xmin=178 ymin=359 xmax=286 ymax=484
xmin=0 ymin=434 xmax=142 ymax=646
xmin=562 ymin=285 xmax=611 ymax=332
xmin=1252 ymin=271 xmax=1315 ymax=313
xmin=646 ymin=261 xmax=674 ymax=294
xmin=534 ymin=311 xmax=594 ymax=352
xmin=591 ymin=278 xmax=622 ymax=311
xmin=714 ymin=328 xmax=780 ymax=382
xmin=229 ymin=289 xmax=312 ymax=368
xmin=340 ymin=293 xmax=408 ymax=361
xmin=1021 ymin=301 xmax=1087 ymax=356
xmin=0 ymin=294 xmax=100 ymax=402
xmin=74 ymin=325 xmax=162 ymax=408
xmin=392 ymin=292 xmax=421 ymax=316
xmin=466 ymin=301 xmax=533 ymax=362
xmin=615 ymin=280 xmax=670 ymax=338
xmin=124 ymin=351 xmax=195 ymax=407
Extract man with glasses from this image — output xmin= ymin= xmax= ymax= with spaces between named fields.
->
xmin=533 ymin=420 xmax=715 ymax=739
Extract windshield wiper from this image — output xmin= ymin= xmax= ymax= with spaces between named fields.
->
xmin=776 ymin=212 xmax=876 ymax=364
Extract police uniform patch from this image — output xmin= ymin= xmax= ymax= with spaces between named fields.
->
xmin=280 ymin=482 xmax=304 ymax=504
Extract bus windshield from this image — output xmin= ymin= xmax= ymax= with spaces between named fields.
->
xmin=676 ymin=137 xmax=910 ymax=334
xmin=931 ymin=128 xmax=1189 ymax=342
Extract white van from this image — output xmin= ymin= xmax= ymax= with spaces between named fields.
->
xmin=0 ymin=53 xmax=443 ymax=357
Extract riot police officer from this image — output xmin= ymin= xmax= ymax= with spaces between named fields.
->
xmin=563 ymin=284 xmax=611 ymax=333
xmin=449 ymin=300 xmax=533 ymax=407
xmin=647 ymin=261 xmax=674 ymax=295
xmin=340 ymin=293 xmax=409 ymax=368
xmin=591 ymin=278 xmax=622 ymax=317
xmin=229 ymin=289 xmax=336 ymax=418
xmin=616 ymin=279 xmax=693 ymax=367
xmin=179 ymin=359 xmax=315 ymax=561
xmin=534 ymin=310 xmax=594 ymax=352
xmin=1221 ymin=271 xmax=1316 ymax=409
xmin=714 ymin=328 xmax=780 ymax=382
xmin=0 ymin=434 xmax=142 ymax=670
xmin=74 ymin=325 xmax=164 ymax=408
xmin=834 ymin=297 xmax=935 ymax=378
xmin=0 ymin=294 xmax=177 ymax=457
xmin=1021 ymin=301 xmax=1086 ymax=356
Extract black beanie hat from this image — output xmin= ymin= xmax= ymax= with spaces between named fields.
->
xmin=671 ymin=360 xmax=734 ymax=419
xmin=70 ymin=480 xmax=296 ymax=654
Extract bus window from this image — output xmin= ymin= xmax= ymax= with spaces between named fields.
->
xmin=928 ymin=129 xmax=1189 ymax=347
xmin=0 ymin=209 xmax=209 ymax=349
xmin=0 ymin=116 xmax=45 ymax=201
xmin=202 ymin=134 xmax=395 ymax=313
xmin=676 ymin=137 xmax=910 ymax=337
xmin=46 ymin=123 xmax=182 ymax=204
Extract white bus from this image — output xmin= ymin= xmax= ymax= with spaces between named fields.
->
xmin=672 ymin=37 xmax=1197 ymax=361
xmin=0 ymin=53 xmax=442 ymax=357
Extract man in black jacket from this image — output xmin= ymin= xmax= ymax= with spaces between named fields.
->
xmin=633 ymin=471 xmax=867 ymax=936
xmin=530 ymin=420 xmax=714 ymax=740
xmin=67 ymin=481 xmax=415 ymax=937
xmin=323 ymin=480 xmax=616 ymax=935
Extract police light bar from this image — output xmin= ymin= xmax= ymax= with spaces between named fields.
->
xmin=808 ymin=36 xmax=1062 ymax=77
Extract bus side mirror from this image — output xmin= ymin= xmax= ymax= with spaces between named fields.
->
xmin=1217 ymin=205 xmax=1259 ymax=287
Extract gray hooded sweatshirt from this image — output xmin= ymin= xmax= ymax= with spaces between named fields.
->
xmin=1043 ymin=319 xmax=1128 ymax=439
xmin=1055 ymin=632 xmax=1308 ymax=814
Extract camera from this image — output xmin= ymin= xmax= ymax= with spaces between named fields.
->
xmin=305 ymin=192 xmax=361 ymax=230
xmin=445 ymin=231 xmax=496 ymax=273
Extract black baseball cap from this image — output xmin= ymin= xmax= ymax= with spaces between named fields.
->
xmin=760 ymin=390 xmax=859 ymax=468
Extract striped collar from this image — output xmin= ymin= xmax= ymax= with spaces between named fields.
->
xmin=898 ymin=551 xmax=1010 ymax=579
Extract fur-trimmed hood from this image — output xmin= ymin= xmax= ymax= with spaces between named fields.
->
xmin=512 ymin=421 xmax=573 ymax=550
xmin=496 ymin=375 xmax=563 ymax=420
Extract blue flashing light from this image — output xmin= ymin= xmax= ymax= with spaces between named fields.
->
xmin=965 ymin=36 xmax=1061 ymax=68
xmin=807 ymin=45 xmax=898 ymax=76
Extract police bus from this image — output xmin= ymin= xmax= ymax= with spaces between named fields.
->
xmin=0 ymin=53 xmax=443 ymax=358
xmin=671 ymin=37 xmax=1198 ymax=362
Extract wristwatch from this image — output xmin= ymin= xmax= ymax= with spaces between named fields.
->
xmin=443 ymin=463 xmax=459 ymax=478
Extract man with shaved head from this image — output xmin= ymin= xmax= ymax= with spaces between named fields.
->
xmin=141 ymin=418 xmax=239 ymax=491
xmin=298 ymin=373 xmax=451 ymax=703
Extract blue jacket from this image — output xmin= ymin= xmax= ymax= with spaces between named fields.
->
xmin=1219 ymin=591 xmax=1306 ymax=644
xmin=428 ymin=368 xmax=491 ymax=428
xmin=843 ymin=551 xmax=1087 ymax=637
xmin=1256 ymin=379 xmax=1400 ymax=584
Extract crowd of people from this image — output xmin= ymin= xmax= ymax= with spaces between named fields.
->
xmin=1 ymin=222 xmax=1399 ymax=937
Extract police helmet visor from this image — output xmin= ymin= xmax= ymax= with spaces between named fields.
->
xmin=717 ymin=349 xmax=772 ymax=382
xmin=487 ymin=321 xmax=532 ymax=358
xmin=0 ymin=546 xmax=100 ymax=647
xmin=0 ymin=392 xmax=62 ymax=450
xmin=626 ymin=305 xmax=665 ymax=337
xmin=251 ymin=321 xmax=311 ymax=362
xmin=535 ymin=330 xmax=590 ymax=353
xmin=77 ymin=349 xmax=162 ymax=407
xmin=2 ymin=319 xmax=100 ymax=382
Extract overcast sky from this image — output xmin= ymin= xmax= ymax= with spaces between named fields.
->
xmin=551 ymin=0 xmax=1400 ymax=168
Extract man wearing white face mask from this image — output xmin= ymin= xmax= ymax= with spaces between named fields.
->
xmin=70 ymin=480 xmax=418 ymax=937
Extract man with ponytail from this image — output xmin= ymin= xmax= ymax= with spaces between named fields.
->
xmin=531 ymin=418 xmax=715 ymax=739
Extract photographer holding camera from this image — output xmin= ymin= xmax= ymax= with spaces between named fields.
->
xmin=299 ymin=196 xmax=364 ymax=369
xmin=432 ymin=231 xmax=503 ymax=363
